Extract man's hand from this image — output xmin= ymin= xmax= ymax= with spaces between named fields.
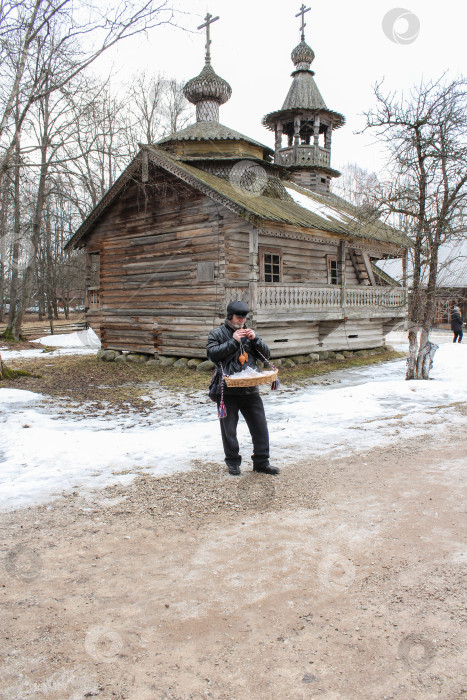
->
xmin=233 ymin=329 xmax=248 ymax=342
xmin=244 ymin=328 xmax=256 ymax=340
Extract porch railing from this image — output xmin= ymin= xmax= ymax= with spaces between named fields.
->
xmin=225 ymin=285 xmax=407 ymax=310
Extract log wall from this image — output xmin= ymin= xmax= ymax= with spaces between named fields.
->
xmin=258 ymin=318 xmax=384 ymax=357
xmin=82 ymin=166 xmax=401 ymax=357
xmin=85 ymin=171 xmax=226 ymax=355
xmin=258 ymin=231 xmax=359 ymax=285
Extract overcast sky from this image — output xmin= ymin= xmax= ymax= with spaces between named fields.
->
xmin=99 ymin=0 xmax=466 ymax=176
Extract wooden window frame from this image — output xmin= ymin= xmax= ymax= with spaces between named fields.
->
xmin=327 ymin=254 xmax=339 ymax=285
xmin=260 ymin=247 xmax=282 ymax=283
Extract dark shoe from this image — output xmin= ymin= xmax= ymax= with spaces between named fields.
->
xmin=227 ymin=465 xmax=241 ymax=476
xmin=253 ymin=465 xmax=280 ymax=475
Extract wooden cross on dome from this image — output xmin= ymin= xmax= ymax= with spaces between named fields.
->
xmin=197 ymin=12 xmax=220 ymax=65
xmin=296 ymin=3 xmax=311 ymax=42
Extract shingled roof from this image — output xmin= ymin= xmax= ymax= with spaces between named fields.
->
xmin=65 ymin=145 xmax=411 ymax=251
xmin=157 ymin=121 xmax=273 ymax=155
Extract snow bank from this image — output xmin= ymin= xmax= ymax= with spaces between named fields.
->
xmin=34 ymin=327 xmax=100 ymax=349
xmin=0 ymin=328 xmax=100 ymax=361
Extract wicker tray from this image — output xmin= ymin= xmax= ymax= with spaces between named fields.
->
xmin=224 ymin=369 xmax=278 ymax=388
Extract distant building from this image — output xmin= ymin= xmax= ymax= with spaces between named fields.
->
xmin=65 ymin=8 xmax=409 ymax=357
xmin=377 ymin=241 xmax=467 ymax=328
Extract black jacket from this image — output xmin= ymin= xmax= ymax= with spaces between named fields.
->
xmin=206 ymin=321 xmax=271 ymax=395
xmin=451 ymin=311 xmax=463 ymax=332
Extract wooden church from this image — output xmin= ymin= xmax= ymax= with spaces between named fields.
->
xmin=65 ymin=8 xmax=409 ymax=358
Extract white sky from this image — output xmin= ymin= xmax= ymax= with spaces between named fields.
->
xmin=95 ymin=0 xmax=467 ymax=176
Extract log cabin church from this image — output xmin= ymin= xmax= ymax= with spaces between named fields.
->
xmin=65 ymin=7 xmax=410 ymax=359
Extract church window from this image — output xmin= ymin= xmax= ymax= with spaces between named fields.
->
xmin=327 ymin=255 xmax=339 ymax=285
xmin=261 ymin=249 xmax=281 ymax=283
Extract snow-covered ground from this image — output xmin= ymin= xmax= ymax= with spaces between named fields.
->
xmin=1 ymin=330 xmax=466 ymax=511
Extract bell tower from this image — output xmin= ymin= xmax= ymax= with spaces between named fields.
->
xmin=263 ymin=4 xmax=345 ymax=194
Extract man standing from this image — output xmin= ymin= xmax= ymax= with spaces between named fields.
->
xmin=206 ymin=300 xmax=279 ymax=476
xmin=451 ymin=305 xmax=464 ymax=343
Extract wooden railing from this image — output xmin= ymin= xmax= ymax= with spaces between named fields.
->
xmin=0 ymin=321 xmax=87 ymax=339
xmin=258 ymin=285 xmax=341 ymax=308
xmin=225 ymin=285 xmax=407 ymax=310
xmin=276 ymin=145 xmax=331 ymax=168
xmin=345 ymin=287 xmax=406 ymax=308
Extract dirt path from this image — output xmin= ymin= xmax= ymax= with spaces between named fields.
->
xmin=1 ymin=416 xmax=466 ymax=699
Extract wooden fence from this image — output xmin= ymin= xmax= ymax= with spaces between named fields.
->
xmin=0 ymin=321 xmax=88 ymax=339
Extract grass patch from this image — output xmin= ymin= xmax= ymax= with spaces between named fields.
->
xmin=1 ymin=349 xmax=407 ymax=407
xmin=0 ymin=362 xmax=35 ymax=380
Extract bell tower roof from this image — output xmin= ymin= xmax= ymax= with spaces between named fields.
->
xmin=262 ymin=4 xmax=345 ymax=194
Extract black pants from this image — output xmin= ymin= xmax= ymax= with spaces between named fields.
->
xmin=217 ymin=393 xmax=270 ymax=469
xmin=453 ymin=331 xmax=463 ymax=343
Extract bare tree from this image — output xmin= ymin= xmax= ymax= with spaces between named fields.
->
xmin=0 ymin=0 xmax=175 ymax=182
xmin=126 ymin=72 xmax=193 ymax=145
xmin=363 ymin=76 xmax=467 ymax=379
xmin=163 ymin=77 xmax=192 ymax=134
xmin=332 ymin=163 xmax=381 ymax=216
xmin=0 ymin=0 xmax=183 ymax=340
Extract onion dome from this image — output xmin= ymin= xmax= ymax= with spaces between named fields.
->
xmin=183 ymin=63 xmax=232 ymax=106
xmin=291 ymin=40 xmax=315 ymax=71
xmin=183 ymin=63 xmax=231 ymax=122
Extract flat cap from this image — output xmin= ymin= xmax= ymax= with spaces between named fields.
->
xmin=227 ymin=300 xmax=250 ymax=317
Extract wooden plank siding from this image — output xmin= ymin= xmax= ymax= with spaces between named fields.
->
xmin=81 ymin=167 xmax=404 ymax=357
xmin=84 ymin=173 xmax=227 ymax=355
xmin=257 ymin=232 xmax=359 ymax=286
xmin=258 ymin=319 xmax=384 ymax=357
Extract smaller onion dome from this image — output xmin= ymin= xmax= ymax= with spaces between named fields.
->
xmin=183 ymin=63 xmax=232 ymax=106
xmin=291 ymin=40 xmax=315 ymax=71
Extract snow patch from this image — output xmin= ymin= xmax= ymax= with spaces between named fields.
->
xmin=0 ymin=332 xmax=466 ymax=511
xmin=285 ymin=187 xmax=352 ymax=224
